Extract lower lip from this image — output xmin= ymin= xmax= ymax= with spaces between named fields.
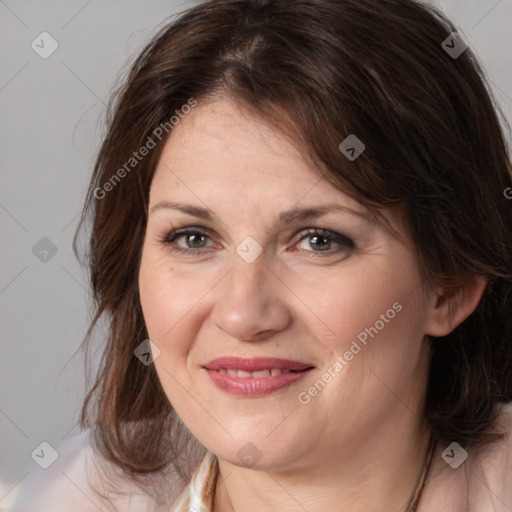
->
xmin=205 ymin=369 xmax=312 ymax=397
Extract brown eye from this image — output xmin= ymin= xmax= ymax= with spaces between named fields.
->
xmin=182 ymin=232 xmax=208 ymax=249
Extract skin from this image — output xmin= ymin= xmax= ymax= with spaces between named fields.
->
xmin=138 ymin=97 xmax=486 ymax=512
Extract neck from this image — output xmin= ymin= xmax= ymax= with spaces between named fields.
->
xmin=212 ymin=411 xmax=432 ymax=512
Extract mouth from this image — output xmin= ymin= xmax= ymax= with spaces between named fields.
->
xmin=203 ymin=356 xmax=315 ymax=397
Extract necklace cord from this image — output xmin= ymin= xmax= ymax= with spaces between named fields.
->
xmin=405 ymin=427 xmax=440 ymax=512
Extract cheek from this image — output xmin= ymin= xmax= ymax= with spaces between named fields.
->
xmin=323 ymin=261 xmax=427 ymax=413
xmin=288 ymin=251 xmax=423 ymax=357
xmin=139 ymin=252 xmax=190 ymax=347
xmin=138 ymin=250 xmax=219 ymax=363
xmin=138 ymin=254 xmax=204 ymax=407
xmin=296 ymin=261 xmax=428 ymax=439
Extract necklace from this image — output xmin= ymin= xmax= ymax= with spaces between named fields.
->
xmin=220 ymin=428 xmax=438 ymax=512
xmin=404 ymin=428 xmax=439 ymax=512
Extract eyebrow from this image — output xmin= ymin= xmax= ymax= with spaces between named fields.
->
xmin=150 ymin=201 xmax=371 ymax=224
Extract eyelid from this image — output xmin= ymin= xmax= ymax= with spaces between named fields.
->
xmin=291 ymin=227 xmax=355 ymax=250
xmin=163 ymin=226 xmax=210 ymax=242
xmin=162 ymin=226 xmax=214 ymax=248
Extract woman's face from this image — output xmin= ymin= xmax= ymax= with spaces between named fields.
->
xmin=138 ymin=97 xmax=435 ymax=469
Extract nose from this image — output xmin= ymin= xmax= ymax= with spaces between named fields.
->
xmin=210 ymin=251 xmax=292 ymax=342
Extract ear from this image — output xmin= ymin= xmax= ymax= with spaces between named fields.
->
xmin=424 ymin=276 xmax=487 ymax=337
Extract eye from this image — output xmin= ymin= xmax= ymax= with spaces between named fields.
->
xmin=292 ymin=227 xmax=355 ymax=255
xmin=160 ymin=226 xmax=355 ymax=256
xmin=161 ymin=227 xmax=214 ymax=255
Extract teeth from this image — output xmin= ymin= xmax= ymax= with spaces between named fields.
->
xmin=252 ymin=369 xmax=270 ymax=378
xmin=219 ymin=368 xmax=292 ymax=378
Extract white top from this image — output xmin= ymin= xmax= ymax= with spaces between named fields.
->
xmin=8 ymin=402 xmax=512 ymax=512
xmin=7 ymin=430 xmax=188 ymax=512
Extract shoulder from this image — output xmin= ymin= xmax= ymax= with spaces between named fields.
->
xmin=8 ymin=430 xmax=104 ymax=512
xmin=477 ymin=401 xmax=512 ymax=490
xmin=8 ymin=429 xmax=186 ymax=512
xmin=420 ymin=400 xmax=512 ymax=511
xmin=467 ymin=400 xmax=512 ymax=510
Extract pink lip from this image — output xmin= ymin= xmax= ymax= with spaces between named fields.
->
xmin=203 ymin=357 xmax=314 ymax=397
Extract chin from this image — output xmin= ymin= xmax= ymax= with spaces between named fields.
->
xmin=200 ymin=423 xmax=312 ymax=470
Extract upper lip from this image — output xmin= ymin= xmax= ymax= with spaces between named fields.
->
xmin=204 ymin=356 xmax=314 ymax=372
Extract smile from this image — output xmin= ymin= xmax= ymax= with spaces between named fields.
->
xmin=203 ymin=357 xmax=315 ymax=397
xmin=217 ymin=368 xmax=292 ymax=377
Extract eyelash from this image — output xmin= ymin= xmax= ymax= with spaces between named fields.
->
xmin=160 ymin=226 xmax=355 ymax=257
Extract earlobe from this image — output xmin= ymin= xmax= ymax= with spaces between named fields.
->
xmin=424 ymin=276 xmax=487 ymax=337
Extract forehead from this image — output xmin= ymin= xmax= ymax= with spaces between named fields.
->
xmin=150 ymin=97 xmax=365 ymax=215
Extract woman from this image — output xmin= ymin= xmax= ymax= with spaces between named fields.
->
xmin=11 ymin=0 xmax=512 ymax=510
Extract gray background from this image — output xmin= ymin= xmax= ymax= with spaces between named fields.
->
xmin=1 ymin=0 xmax=511 ymax=508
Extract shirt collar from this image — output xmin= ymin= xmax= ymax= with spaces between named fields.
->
xmin=170 ymin=450 xmax=218 ymax=512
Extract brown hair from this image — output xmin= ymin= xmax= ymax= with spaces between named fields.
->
xmin=75 ymin=0 xmax=512 ymax=492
